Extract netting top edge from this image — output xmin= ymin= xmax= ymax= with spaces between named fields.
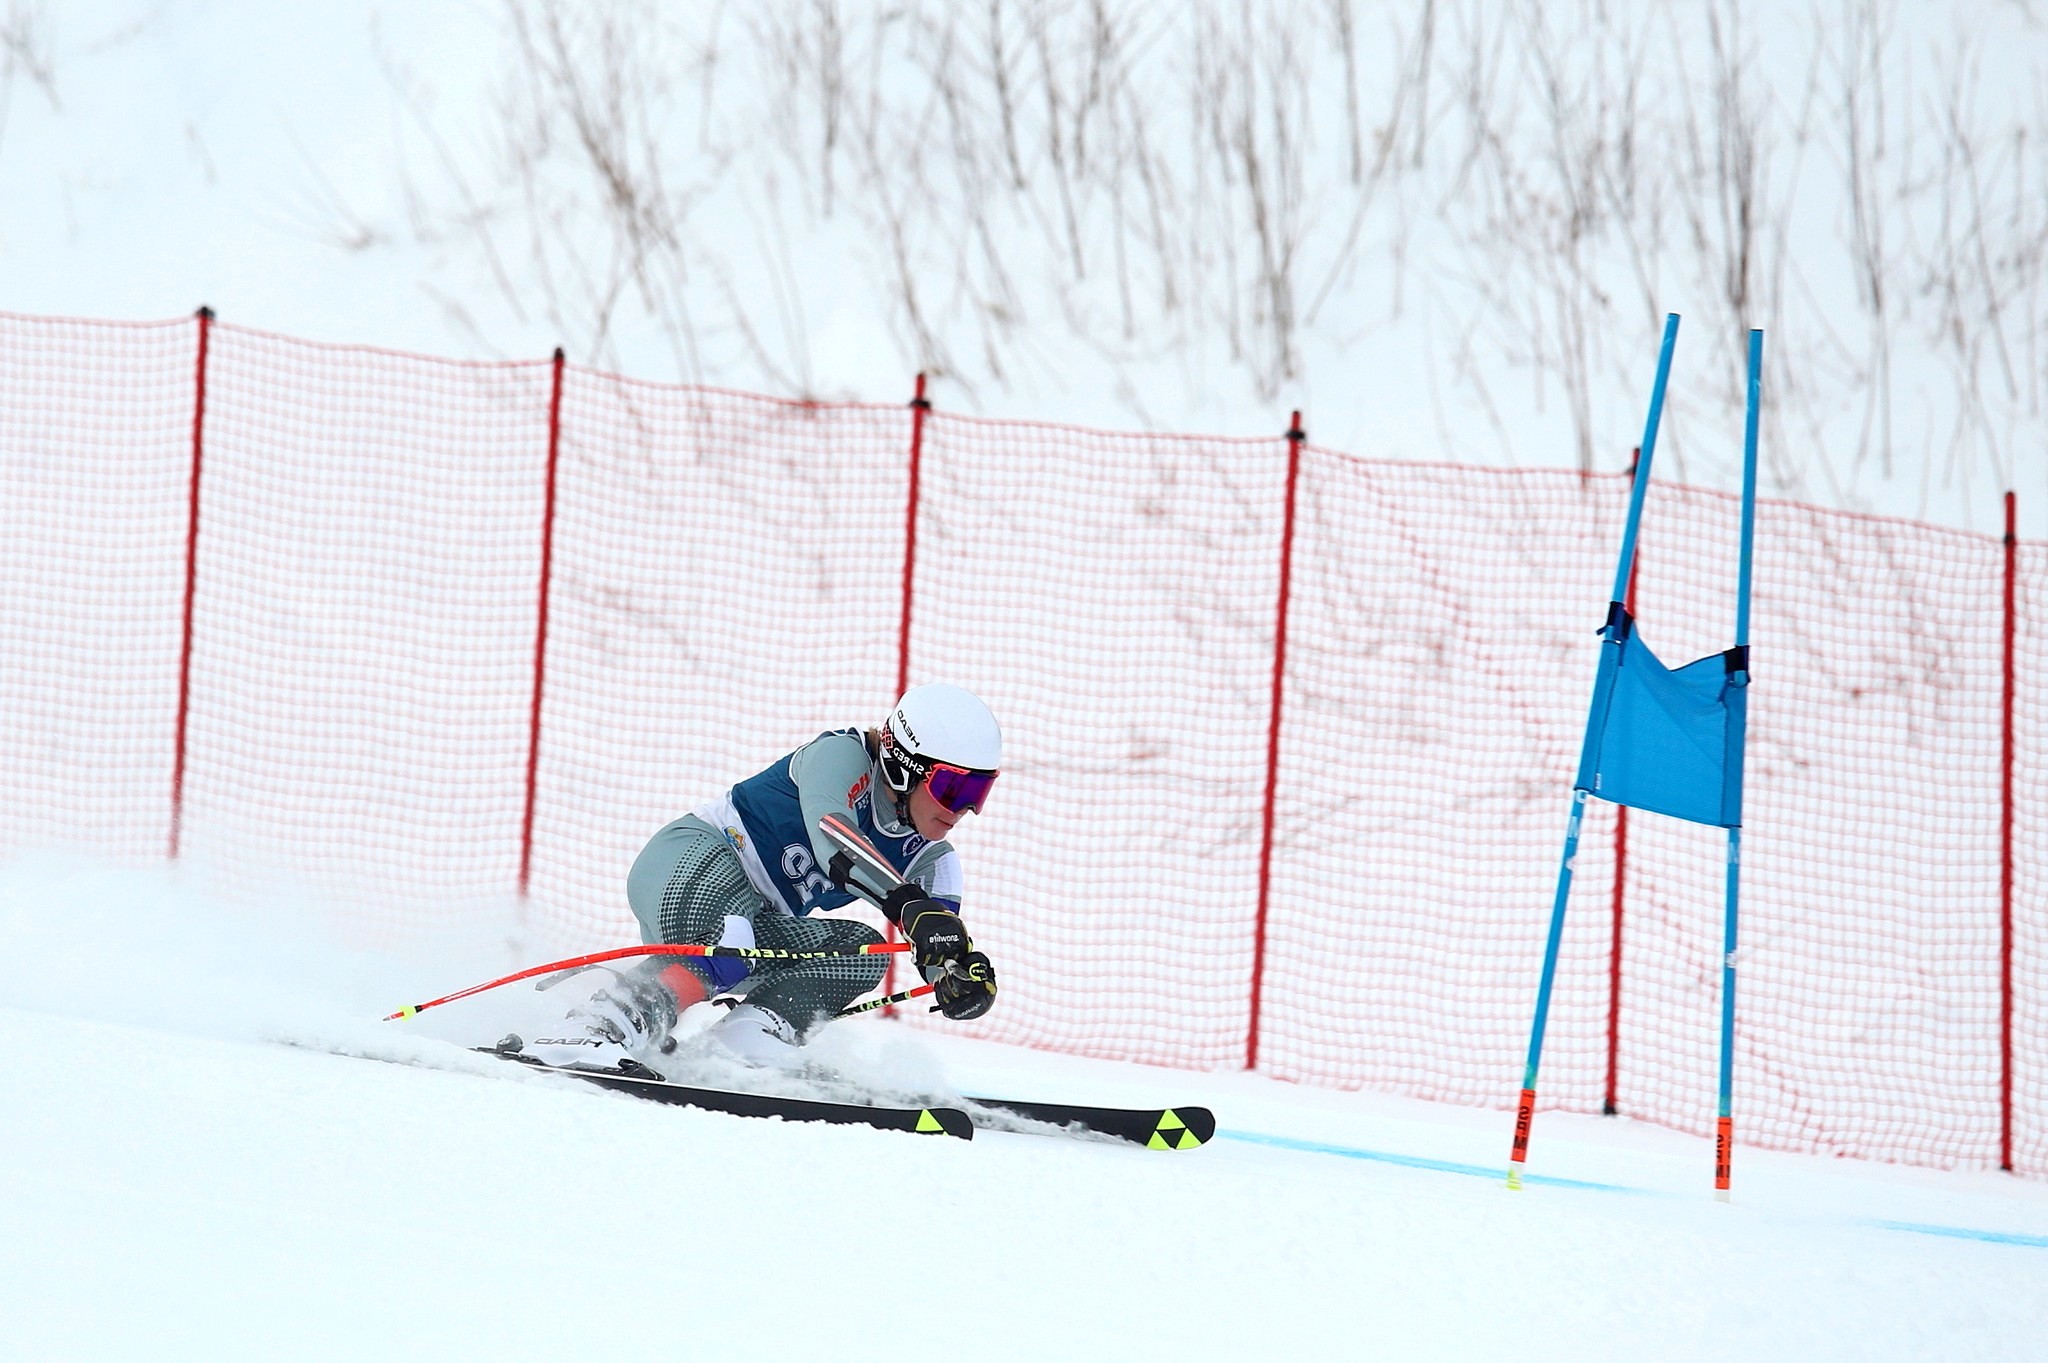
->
xmin=0 ymin=309 xmax=2029 ymax=548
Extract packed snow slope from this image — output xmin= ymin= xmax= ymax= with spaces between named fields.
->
xmin=3 ymin=854 xmax=2045 ymax=1362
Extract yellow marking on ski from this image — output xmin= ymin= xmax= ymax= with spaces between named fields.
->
xmin=916 ymin=1110 xmax=948 ymax=1134
xmin=1147 ymin=1110 xmax=1203 ymax=1150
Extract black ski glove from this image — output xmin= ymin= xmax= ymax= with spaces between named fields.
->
xmin=893 ymin=895 xmax=971 ymax=978
xmin=891 ymin=895 xmax=999 ymax=1020
xmin=931 ymin=950 xmax=998 ymax=1021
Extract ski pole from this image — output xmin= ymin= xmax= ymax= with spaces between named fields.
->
xmin=383 ymin=941 xmax=910 ymax=1021
xmin=836 ymin=983 xmax=937 ymax=1017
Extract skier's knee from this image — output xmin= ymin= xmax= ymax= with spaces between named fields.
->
xmin=850 ymin=954 xmax=888 ymax=992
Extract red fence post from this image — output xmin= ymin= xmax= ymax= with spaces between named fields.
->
xmin=168 ymin=305 xmax=214 ymax=860
xmin=898 ymin=373 xmax=929 ymax=700
xmin=2001 ymin=488 xmax=2018 ymax=1172
xmin=1605 ymin=448 xmax=1643 ymax=1116
xmin=883 ymin=374 xmax=932 ymax=1009
xmin=1605 ymin=812 xmax=1629 ymax=1114
xmin=518 ymin=348 xmax=567 ymax=900
xmin=1248 ymin=412 xmax=1306 ymax=1071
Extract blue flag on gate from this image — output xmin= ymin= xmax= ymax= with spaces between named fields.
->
xmin=1574 ymin=608 xmax=1749 ymax=829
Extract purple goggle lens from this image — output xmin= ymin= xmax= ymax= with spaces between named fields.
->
xmin=924 ymin=762 xmax=999 ymax=814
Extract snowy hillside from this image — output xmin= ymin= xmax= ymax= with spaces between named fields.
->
xmin=5 ymin=6 xmax=2048 ymax=1356
xmin=1 ymin=1 xmax=2043 ymax=536
xmin=3 ymin=855 xmax=2047 ymax=1361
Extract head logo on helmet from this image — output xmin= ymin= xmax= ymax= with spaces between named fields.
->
xmin=878 ymin=682 xmax=1002 ymax=814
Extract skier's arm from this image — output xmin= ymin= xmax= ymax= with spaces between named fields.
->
xmin=789 ymin=733 xmax=958 ymax=907
xmin=812 ymin=814 xmax=995 ymax=1021
xmin=794 ymin=742 xmax=995 ymax=1021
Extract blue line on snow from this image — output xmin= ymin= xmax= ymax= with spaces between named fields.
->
xmin=1864 ymin=1220 xmax=2048 ymax=1249
xmin=1217 ymin=1128 xmax=1642 ymax=1194
xmin=1218 ymin=1129 xmax=2048 ymax=1249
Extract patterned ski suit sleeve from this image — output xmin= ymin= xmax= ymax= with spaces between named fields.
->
xmin=788 ymin=731 xmax=962 ymax=910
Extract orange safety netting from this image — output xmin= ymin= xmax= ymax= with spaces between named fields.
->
xmin=0 ymin=311 xmax=2039 ymax=1177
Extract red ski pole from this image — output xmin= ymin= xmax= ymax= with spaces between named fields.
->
xmin=383 ymin=941 xmax=910 ymax=1021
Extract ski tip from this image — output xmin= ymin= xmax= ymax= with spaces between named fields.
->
xmin=1144 ymin=1107 xmax=1216 ymax=1150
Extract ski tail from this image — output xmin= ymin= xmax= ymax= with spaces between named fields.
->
xmin=483 ymin=1048 xmax=973 ymax=1139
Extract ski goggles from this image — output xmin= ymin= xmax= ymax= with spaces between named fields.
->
xmin=923 ymin=762 xmax=999 ymax=815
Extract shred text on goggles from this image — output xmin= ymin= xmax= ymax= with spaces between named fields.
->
xmin=923 ymin=762 xmax=999 ymax=814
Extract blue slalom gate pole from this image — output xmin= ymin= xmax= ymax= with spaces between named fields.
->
xmin=1716 ymin=827 xmax=1742 ymax=1197
xmin=1508 ymin=789 xmax=1589 ymax=1189
xmin=1734 ymin=329 xmax=1762 ymax=647
xmin=1715 ymin=328 xmax=1764 ymax=1199
xmin=1608 ymin=314 xmax=1683 ymax=601
xmin=1508 ymin=315 xmax=1681 ymax=1189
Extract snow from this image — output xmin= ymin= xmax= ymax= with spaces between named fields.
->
xmin=4 ymin=854 xmax=2045 ymax=1361
xmin=6 ymin=6 xmax=2048 ymax=1355
xmin=3 ymin=2 xmax=2044 ymax=536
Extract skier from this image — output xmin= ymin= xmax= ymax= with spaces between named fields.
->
xmin=515 ymin=682 xmax=1002 ymax=1072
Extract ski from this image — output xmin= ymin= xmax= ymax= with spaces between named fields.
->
xmin=344 ymin=1036 xmax=1204 ymax=1149
xmin=484 ymin=1051 xmax=975 ymax=1140
xmin=963 ymin=1096 xmax=1216 ymax=1150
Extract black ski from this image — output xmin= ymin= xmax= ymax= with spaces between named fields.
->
xmin=467 ymin=1045 xmax=1206 ymax=1149
xmin=963 ymin=1096 xmax=1216 ymax=1149
xmin=485 ymin=1051 xmax=974 ymax=1140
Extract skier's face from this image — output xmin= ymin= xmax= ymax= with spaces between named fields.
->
xmin=906 ymin=779 xmax=963 ymax=841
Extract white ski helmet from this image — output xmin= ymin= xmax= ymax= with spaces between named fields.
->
xmin=879 ymin=682 xmax=1003 ymax=805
